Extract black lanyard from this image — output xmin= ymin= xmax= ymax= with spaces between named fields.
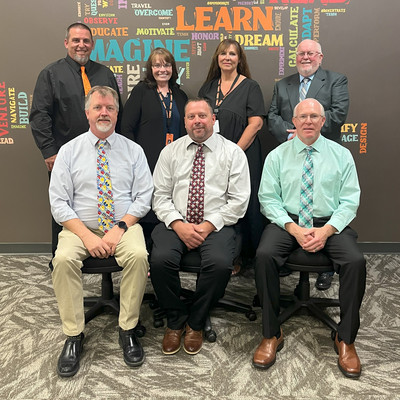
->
xmin=157 ymin=88 xmax=173 ymax=131
xmin=214 ymin=74 xmax=240 ymax=115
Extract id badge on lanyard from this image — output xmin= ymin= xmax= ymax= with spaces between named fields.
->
xmin=213 ymin=119 xmax=220 ymax=134
xmin=165 ymin=133 xmax=174 ymax=145
xmin=158 ymin=88 xmax=174 ymax=146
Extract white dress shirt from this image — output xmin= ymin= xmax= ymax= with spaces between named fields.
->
xmin=152 ymin=133 xmax=250 ymax=231
xmin=49 ymin=130 xmax=153 ymax=229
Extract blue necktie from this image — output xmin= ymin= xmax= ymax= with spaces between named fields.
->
xmin=299 ymin=77 xmax=310 ymax=102
xmin=299 ymin=146 xmax=314 ymax=228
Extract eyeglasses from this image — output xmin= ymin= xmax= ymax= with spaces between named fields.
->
xmin=152 ymin=63 xmax=172 ymax=69
xmin=295 ymin=114 xmax=323 ymax=122
xmin=296 ymin=51 xmax=321 ymax=58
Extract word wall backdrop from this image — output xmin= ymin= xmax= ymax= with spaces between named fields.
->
xmin=1 ymin=0 xmax=399 ymax=244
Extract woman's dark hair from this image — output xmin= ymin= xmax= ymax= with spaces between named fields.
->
xmin=144 ymin=47 xmax=179 ymax=88
xmin=204 ymin=39 xmax=251 ymax=82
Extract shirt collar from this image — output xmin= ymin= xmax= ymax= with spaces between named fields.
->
xmin=299 ymin=73 xmax=314 ymax=83
xmin=184 ymin=132 xmax=217 ymax=152
xmin=87 ymin=130 xmax=117 ymax=148
xmin=65 ymin=54 xmax=92 ymax=73
xmin=293 ymin=134 xmax=324 ymax=154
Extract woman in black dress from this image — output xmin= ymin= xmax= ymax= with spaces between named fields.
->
xmin=122 ymin=48 xmax=188 ymax=239
xmin=199 ymin=39 xmax=266 ymax=270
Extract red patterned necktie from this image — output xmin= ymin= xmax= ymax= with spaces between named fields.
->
xmin=186 ymin=144 xmax=205 ymax=224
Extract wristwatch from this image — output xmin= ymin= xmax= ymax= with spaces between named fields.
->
xmin=117 ymin=221 xmax=128 ymax=232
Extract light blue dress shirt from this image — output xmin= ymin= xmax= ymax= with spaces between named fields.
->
xmin=49 ymin=130 xmax=153 ymax=229
xmin=258 ymin=135 xmax=360 ymax=233
xmin=298 ymin=73 xmax=314 ymax=99
xmin=287 ymin=74 xmax=315 ymax=140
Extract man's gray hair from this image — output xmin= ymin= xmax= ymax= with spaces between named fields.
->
xmin=85 ymin=86 xmax=119 ymax=111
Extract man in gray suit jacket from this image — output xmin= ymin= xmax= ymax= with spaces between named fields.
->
xmin=268 ymin=39 xmax=349 ymax=144
xmin=267 ymin=39 xmax=349 ymax=290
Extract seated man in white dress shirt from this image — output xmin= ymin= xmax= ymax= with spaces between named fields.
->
xmin=150 ymin=98 xmax=250 ymax=356
xmin=49 ymin=86 xmax=153 ymax=377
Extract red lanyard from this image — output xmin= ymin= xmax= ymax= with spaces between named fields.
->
xmin=214 ymin=74 xmax=240 ymax=113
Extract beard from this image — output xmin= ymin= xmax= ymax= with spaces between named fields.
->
xmin=74 ymin=54 xmax=89 ymax=65
xmin=96 ymin=120 xmax=113 ymax=133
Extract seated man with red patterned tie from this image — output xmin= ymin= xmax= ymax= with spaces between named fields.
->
xmin=49 ymin=86 xmax=153 ymax=377
xmin=150 ymin=98 xmax=250 ymax=355
xmin=253 ymin=98 xmax=366 ymax=378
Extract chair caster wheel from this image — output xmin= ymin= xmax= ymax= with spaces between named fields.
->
xmin=205 ymin=329 xmax=217 ymax=342
xmin=149 ymin=301 xmax=159 ymax=310
xmin=153 ymin=319 xmax=164 ymax=328
xmin=134 ymin=324 xmax=146 ymax=338
xmin=246 ymin=311 xmax=257 ymax=321
xmin=253 ymin=295 xmax=260 ymax=307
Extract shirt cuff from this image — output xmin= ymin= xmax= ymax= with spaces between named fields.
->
xmin=164 ymin=211 xmax=185 ymax=229
xmin=287 ymin=133 xmax=294 ymax=140
xmin=53 ymin=209 xmax=79 ymax=225
xmin=277 ymin=215 xmax=295 ymax=230
xmin=204 ymin=213 xmax=224 ymax=232
xmin=326 ymin=217 xmax=345 ymax=234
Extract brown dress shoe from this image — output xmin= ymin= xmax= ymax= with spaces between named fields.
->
xmin=334 ymin=333 xmax=361 ymax=379
xmin=184 ymin=325 xmax=203 ymax=355
xmin=252 ymin=330 xmax=284 ymax=369
xmin=162 ymin=328 xmax=184 ymax=355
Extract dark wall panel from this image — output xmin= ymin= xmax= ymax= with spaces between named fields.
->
xmin=0 ymin=0 xmax=398 ymax=244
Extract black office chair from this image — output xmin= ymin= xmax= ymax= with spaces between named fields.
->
xmin=82 ymin=256 xmax=158 ymax=336
xmin=278 ymin=248 xmax=340 ymax=334
xmin=49 ymin=234 xmax=155 ymax=337
xmin=80 ymin=257 xmax=122 ymax=324
xmin=152 ymin=236 xmax=257 ymax=342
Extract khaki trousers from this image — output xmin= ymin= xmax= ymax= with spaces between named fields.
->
xmin=52 ymin=224 xmax=149 ymax=336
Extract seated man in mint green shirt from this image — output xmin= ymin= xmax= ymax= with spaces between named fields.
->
xmin=253 ymin=98 xmax=366 ymax=379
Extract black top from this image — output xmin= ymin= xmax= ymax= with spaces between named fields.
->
xmin=158 ymin=90 xmax=182 ymax=141
xmin=199 ymin=77 xmax=267 ymax=254
xmin=121 ymin=81 xmax=188 ymax=173
xmin=198 ymin=78 xmax=266 ymax=144
xmin=29 ymin=55 xmax=123 ymax=159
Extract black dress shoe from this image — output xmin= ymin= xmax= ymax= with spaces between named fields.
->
xmin=315 ymin=272 xmax=334 ymax=290
xmin=119 ymin=327 xmax=145 ymax=367
xmin=57 ymin=333 xmax=84 ymax=377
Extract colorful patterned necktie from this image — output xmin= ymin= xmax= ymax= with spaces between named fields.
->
xmin=186 ymin=144 xmax=205 ymax=224
xmin=299 ymin=146 xmax=314 ymax=228
xmin=97 ymin=140 xmax=115 ymax=232
xmin=81 ymin=66 xmax=91 ymax=96
xmin=299 ymin=77 xmax=310 ymax=102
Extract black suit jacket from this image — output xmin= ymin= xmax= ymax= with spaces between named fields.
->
xmin=267 ymin=67 xmax=349 ymax=143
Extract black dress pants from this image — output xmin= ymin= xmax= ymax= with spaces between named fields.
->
xmin=241 ymin=136 xmax=266 ymax=258
xmin=150 ymin=223 xmax=235 ymax=331
xmin=255 ymin=221 xmax=366 ymax=344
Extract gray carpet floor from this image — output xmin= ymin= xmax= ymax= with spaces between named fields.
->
xmin=0 ymin=253 xmax=399 ymax=399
